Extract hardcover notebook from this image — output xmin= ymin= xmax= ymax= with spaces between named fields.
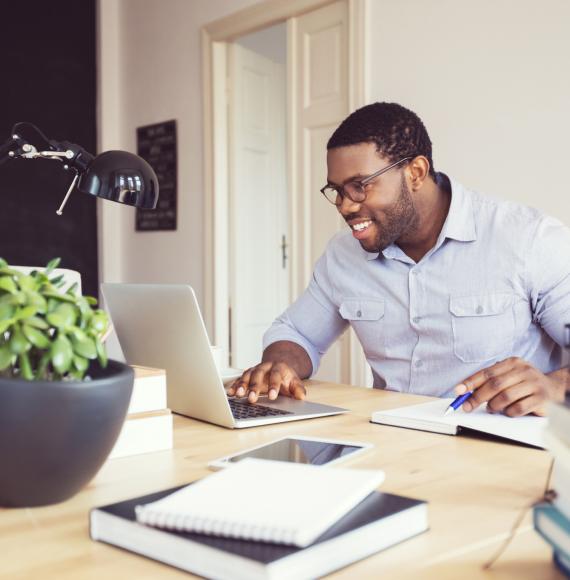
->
xmin=134 ymin=458 xmax=384 ymax=547
xmin=371 ymin=398 xmax=546 ymax=448
xmin=90 ymin=486 xmax=428 ymax=580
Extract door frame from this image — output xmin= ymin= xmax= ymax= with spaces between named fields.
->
xmin=202 ymin=0 xmax=369 ymax=374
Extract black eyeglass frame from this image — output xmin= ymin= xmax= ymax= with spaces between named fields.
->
xmin=320 ymin=156 xmax=413 ymax=206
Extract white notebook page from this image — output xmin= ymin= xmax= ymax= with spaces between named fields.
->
xmin=135 ymin=458 xmax=384 ymax=547
xmin=373 ymin=399 xmax=546 ymax=448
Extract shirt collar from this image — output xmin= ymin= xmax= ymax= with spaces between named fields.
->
xmin=439 ymin=173 xmax=477 ymax=243
xmin=356 ymin=172 xmax=477 ymax=262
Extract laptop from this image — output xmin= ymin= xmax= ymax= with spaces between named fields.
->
xmin=100 ymin=284 xmax=347 ymax=428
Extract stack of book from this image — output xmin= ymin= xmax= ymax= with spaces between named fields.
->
xmin=534 ymin=395 xmax=570 ymax=576
xmin=90 ymin=458 xmax=429 ymax=579
xmin=108 ymin=366 xmax=173 ymax=459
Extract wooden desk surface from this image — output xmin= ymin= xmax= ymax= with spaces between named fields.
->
xmin=0 ymin=382 xmax=563 ymax=579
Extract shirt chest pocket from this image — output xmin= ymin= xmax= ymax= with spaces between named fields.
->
xmin=449 ymin=293 xmax=515 ymax=363
xmin=339 ymin=299 xmax=386 ymax=359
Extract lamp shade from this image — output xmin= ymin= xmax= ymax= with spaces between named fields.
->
xmin=77 ymin=150 xmax=159 ymax=209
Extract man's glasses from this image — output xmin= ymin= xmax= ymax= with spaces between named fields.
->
xmin=320 ymin=157 xmax=412 ymax=206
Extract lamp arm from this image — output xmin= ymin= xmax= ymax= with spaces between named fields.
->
xmin=1 ymin=123 xmax=95 ymax=214
xmin=0 ymin=134 xmax=21 ymax=167
xmin=1 ymin=122 xmax=94 ymax=171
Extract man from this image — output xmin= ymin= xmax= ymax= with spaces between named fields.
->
xmin=228 ymin=102 xmax=570 ymax=416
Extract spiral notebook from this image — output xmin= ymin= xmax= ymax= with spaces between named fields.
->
xmin=135 ymin=458 xmax=384 ymax=547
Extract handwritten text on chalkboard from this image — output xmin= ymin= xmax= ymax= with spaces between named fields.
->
xmin=136 ymin=120 xmax=177 ymax=231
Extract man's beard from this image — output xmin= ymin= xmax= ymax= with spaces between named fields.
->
xmin=360 ymin=175 xmax=418 ymax=254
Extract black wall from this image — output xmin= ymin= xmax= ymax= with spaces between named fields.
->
xmin=0 ymin=0 xmax=99 ymax=297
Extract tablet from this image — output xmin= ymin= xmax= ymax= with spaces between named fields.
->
xmin=208 ymin=435 xmax=372 ymax=470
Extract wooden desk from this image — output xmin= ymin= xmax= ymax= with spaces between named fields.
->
xmin=0 ymin=382 xmax=564 ymax=579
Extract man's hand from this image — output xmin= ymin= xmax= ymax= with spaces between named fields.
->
xmin=455 ymin=357 xmax=567 ymax=417
xmin=227 ymin=361 xmax=307 ymax=403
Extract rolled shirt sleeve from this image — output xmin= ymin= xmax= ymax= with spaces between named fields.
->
xmin=527 ymin=215 xmax=570 ymax=346
xmin=262 ymin=252 xmax=347 ymax=376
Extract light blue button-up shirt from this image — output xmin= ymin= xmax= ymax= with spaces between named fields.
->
xmin=263 ymin=174 xmax=570 ymax=397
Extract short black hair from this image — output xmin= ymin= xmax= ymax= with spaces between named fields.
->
xmin=327 ymin=102 xmax=435 ymax=177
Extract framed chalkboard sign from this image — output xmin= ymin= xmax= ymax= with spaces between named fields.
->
xmin=136 ymin=120 xmax=177 ymax=231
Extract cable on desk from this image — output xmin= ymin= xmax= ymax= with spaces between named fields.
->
xmin=482 ymin=457 xmax=556 ymax=570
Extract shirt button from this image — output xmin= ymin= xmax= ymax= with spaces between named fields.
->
xmin=476 ymin=305 xmax=483 ymax=314
xmin=356 ymin=310 xmax=362 ymax=317
xmin=415 ymin=360 xmax=423 ymax=368
xmin=412 ymin=316 xmax=421 ymax=324
xmin=411 ymin=270 xmax=419 ymax=276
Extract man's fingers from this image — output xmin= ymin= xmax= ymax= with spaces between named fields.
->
xmin=268 ymin=369 xmax=285 ymax=400
xmin=458 ymin=358 xmax=520 ymax=396
xmin=504 ymin=394 xmax=545 ymax=417
xmin=485 ymin=381 xmax=535 ymax=413
xmin=464 ymin=368 xmax=527 ymax=411
xmin=279 ymin=378 xmax=306 ymax=399
xmin=231 ymin=368 xmax=253 ymax=397
xmin=248 ymin=366 xmax=270 ymax=403
xmin=291 ymin=379 xmax=306 ymax=400
xmin=227 ymin=362 xmax=304 ymax=403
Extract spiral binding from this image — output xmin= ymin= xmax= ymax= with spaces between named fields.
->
xmin=137 ymin=505 xmax=299 ymax=544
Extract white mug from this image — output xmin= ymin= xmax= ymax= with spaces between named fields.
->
xmin=210 ymin=345 xmax=225 ymax=371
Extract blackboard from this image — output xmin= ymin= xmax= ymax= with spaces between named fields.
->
xmin=0 ymin=0 xmax=99 ymax=297
xmin=136 ymin=120 xmax=177 ymax=231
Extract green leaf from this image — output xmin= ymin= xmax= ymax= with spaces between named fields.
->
xmin=51 ymin=334 xmax=73 ymax=374
xmin=43 ymin=291 xmax=76 ymax=304
xmin=72 ymin=354 xmax=89 ymax=372
xmin=35 ymin=352 xmax=51 ymax=380
xmin=25 ymin=315 xmax=49 ymax=330
xmin=95 ymin=336 xmax=108 ymax=368
xmin=46 ymin=303 xmax=78 ymax=329
xmin=24 ymin=291 xmax=47 ymax=314
xmin=0 ymin=276 xmax=17 ymax=294
xmin=14 ymin=305 xmax=38 ymax=321
xmin=66 ymin=282 xmax=79 ymax=296
xmin=18 ymin=275 xmax=37 ymax=292
xmin=0 ymin=302 xmax=14 ymax=321
xmin=0 ymin=345 xmax=13 ymax=370
xmin=71 ymin=327 xmax=87 ymax=341
xmin=49 ymin=274 xmax=65 ymax=288
xmin=90 ymin=311 xmax=109 ymax=334
xmin=0 ymin=319 xmax=13 ymax=333
xmin=18 ymin=352 xmax=34 ymax=380
xmin=9 ymin=325 xmax=32 ymax=354
xmin=12 ymin=292 xmax=26 ymax=305
xmin=84 ymin=295 xmax=98 ymax=306
xmin=45 ymin=258 xmax=61 ymax=275
xmin=0 ymin=258 xmax=7 ymax=268
xmin=71 ymin=335 xmax=97 ymax=359
xmin=76 ymin=296 xmax=94 ymax=329
xmin=0 ymin=267 xmax=21 ymax=277
xmin=22 ymin=325 xmax=51 ymax=349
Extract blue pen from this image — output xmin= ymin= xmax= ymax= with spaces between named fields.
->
xmin=443 ymin=390 xmax=474 ymax=416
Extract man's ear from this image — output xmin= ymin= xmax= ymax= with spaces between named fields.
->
xmin=407 ymin=156 xmax=430 ymax=190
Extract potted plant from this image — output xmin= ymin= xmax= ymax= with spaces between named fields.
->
xmin=0 ymin=258 xmax=134 ymax=507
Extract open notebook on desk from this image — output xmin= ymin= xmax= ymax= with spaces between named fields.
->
xmin=371 ymin=398 xmax=547 ymax=448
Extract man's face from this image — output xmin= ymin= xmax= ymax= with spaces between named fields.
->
xmin=326 ymin=142 xmax=418 ymax=253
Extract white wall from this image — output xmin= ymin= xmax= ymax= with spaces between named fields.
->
xmin=367 ymin=0 xmax=570 ymax=224
xmin=98 ymin=0 xmax=263 ymax=308
xmin=100 ymin=0 xmax=570 ymax=315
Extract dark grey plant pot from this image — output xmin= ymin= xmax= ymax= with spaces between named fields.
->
xmin=0 ymin=359 xmax=134 ymax=507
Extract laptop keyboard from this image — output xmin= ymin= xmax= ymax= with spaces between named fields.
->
xmin=228 ymin=398 xmax=293 ymax=420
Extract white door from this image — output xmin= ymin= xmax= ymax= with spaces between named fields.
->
xmin=289 ymin=0 xmax=353 ymax=384
xmin=228 ymin=44 xmax=289 ymax=370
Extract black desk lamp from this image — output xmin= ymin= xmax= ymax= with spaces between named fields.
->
xmin=0 ymin=122 xmax=159 ymax=214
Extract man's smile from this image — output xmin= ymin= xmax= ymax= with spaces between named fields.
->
xmin=347 ymin=218 xmax=375 ymax=240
